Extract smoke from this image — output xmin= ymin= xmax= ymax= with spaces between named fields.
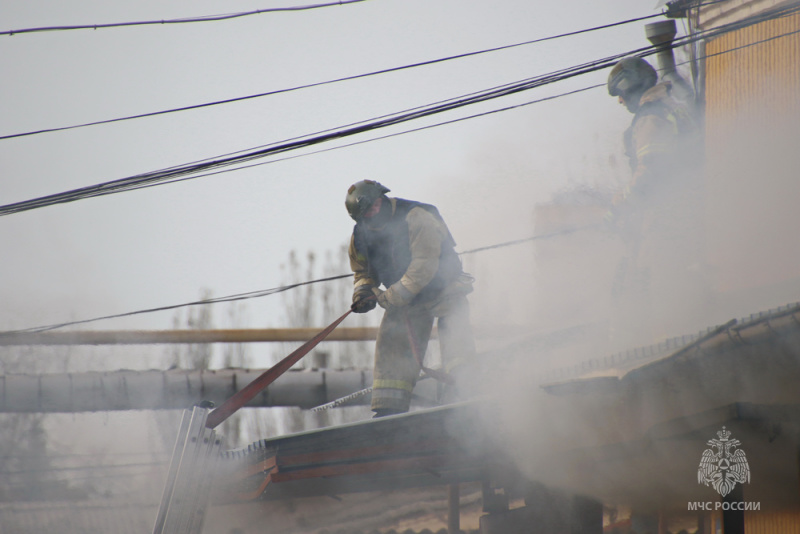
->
xmin=428 ymin=65 xmax=800 ymax=522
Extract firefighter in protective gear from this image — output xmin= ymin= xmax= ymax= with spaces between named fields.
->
xmin=606 ymin=57 xmax=697 ymax=215
xmin=346 ymin=180 xmax=476 ymax=417
xmin=606 ymin=57 xmax=706 ymax=345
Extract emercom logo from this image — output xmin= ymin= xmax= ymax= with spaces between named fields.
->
xmin=697 ymin=426 xmax=751 ymax=497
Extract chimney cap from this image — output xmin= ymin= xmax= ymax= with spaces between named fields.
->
xmin=645 ymin=19 xmax=677 ymax=45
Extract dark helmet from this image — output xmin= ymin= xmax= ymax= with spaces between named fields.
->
xmin=345 ymin=180 xmax=390 ymax=221
xmin=607 ymin=57 xmax=657 ymax=97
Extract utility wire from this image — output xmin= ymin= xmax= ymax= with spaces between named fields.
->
xmin=0 ymin=0 xmax=371 ymax=37
xmin=459 ymin=225 xmax=601 ymax=255
xmin=0 ymin=45 xmax=653 ymax=216
xmin=0 ymin=0 xmax=733 ymax=39
xmin=0 ymin=11 xmax=665 ymax=141
xmin=0 ymin=274 xmax=353 ymax=335
xmin=1 ymin=2 xmax=797 ymax=217
xmin=200 ymin=5 xmax=800 ymax=177
xmin=105 ymin=0 xmax=800 ymax=175
xmin=0 ymin=0 xmax=741 ymax=142
xmin=153 ymin=84 xmax=604 ymax=187
xmin=0 ymin=4 xmax=797 ymax=334
xmin=0 ymin=223 xmax=600 ymax=336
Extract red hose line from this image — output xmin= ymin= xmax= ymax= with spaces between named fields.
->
xmin=205 ymin=309 xmax=352 ymax=429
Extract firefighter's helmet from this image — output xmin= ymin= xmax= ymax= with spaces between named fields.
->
xmin=607 ymin=57 xmax=657 ymax=97
xmin=345 ymin=180 xmax=390 ymax=221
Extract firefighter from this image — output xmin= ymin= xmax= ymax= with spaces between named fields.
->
xmin=345 ymin=180 xmax=476 ymax=417
xmin=606 ymin=56 xmax=706 ymax=344
xmin=606 ymin=56 xmax=697 ymax=216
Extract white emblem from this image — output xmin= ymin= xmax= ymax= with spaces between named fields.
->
xmin=698 ymin=426 xmax=750 ymax=497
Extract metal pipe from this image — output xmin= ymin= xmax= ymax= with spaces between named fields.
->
xmin=0 ymin=368 xmax=373 ymax=413
xmin=0 ymin=327 xmax=383 ymax=346
xmin=0 ymin=323 xmax=528 ymax=346
xmin=645 ymin=19 xmax=695 ymax=103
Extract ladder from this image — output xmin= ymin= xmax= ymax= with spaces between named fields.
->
xmin=152 ymin=406 xmax=223 ymax=534
xmin=151 ymin=308 xmax=353 ymax=534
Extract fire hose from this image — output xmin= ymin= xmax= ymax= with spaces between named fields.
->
xmin=205 ymin=308 xmax=353 ymax=429
xmin=313 ymin=302 xmax=453 ymax=412
xmin=204 ymin=293 xmax=459 ymax=422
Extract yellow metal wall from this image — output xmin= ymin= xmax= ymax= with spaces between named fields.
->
xmin=745 ymin=511 xmax=800 ymax=534
xmin=705 ymin=11 xmax=800 ymax=132
xmin=702 ymin=11 xmax=800 ymax=299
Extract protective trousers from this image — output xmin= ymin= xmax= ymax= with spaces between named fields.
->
xmin=371 ymin=284 xmax=475 ymax=413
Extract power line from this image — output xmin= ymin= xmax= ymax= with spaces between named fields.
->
xmin=0 ymin=45 xmax=653 ymax=217
xmin=1 ymin=6 xmax=797 ymax=335
xmin=0 ymin=12 xmax=665 ymax=141
xmin=0 ymin=91 xmax=609 ymax=336
xmin=211 ymin=5 xmax=800 ymax=178
xmin=0 ymin=8 xmax=794 ymax=221
xmin=127 ymin=0 xmax=800 ymax=175
xmin=0 ymin=222 xmax=603 ymax=336
xmin=120 ymin=1 xmax=800 ymax=173
xmin=162 ymin=84 xmax=604 ymax=185
xmin=0 ymin=274 xmax=353 ymax=336
xmin=0 ymin=0 xmax=784 ymax=218
xmin=458 ymin=225 xmax=600 ymax=255
xmin=0 ymin=0 xmax=371 ymax=37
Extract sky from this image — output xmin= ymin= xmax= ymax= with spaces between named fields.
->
xmin=0 ymin=0 xmax=666 ymax=367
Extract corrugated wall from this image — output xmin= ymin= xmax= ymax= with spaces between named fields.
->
xmin=702 ymin=10 xmax=800 ymax=301
xmin=705 ymin=11 xmax=800 ymax=132
xmin=746 ymin=511 xmax=800 ymax=534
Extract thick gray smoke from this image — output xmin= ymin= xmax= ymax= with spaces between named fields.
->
xmin=436 ymin=73 xmax=800 ymax=525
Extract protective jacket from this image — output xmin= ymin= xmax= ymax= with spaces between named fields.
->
xmin=349 ymin=198 xmax=463 ymax=305
xmin=623 ymin=81 xmax=697 ymax=199
xmin=613 ymin=82 xmax=706 ymax=344
xmin=348 ymin=197 xmax=475 ymax=414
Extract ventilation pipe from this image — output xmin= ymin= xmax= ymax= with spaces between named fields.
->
xmin=645 ymin=19 xmax=695 ymax=103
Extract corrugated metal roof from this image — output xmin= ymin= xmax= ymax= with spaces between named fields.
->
xmin=218 ymin=301 xmax=800 ymax=511
xmin=541 ymin=302 xmax=800 ymax=390
xmin=219 ymin=402 xmax=497 ymax=502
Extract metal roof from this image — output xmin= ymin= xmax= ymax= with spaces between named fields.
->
xmin=217 ymin=301 xmax=800 ymax=512
xmin=218 ymin=401 xmax=501 ymax=502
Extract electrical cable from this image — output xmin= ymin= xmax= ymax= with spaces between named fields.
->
xmin=149 ymin=84 xmax=604 ymax=187
xmin=0 ymin=274 xmax=353 ymax=335
xmin=0 ymin=0 xmax=742 ymax=143
xmin=128 ymin=1 xmax=800 ymax=173
xmin=2 ymin=2 xmax=797 ymax=218
xmin=0 ymin=11 xmax=666 ymax=141
xmin=0 ymin=0 xmax=733 ymax=40
xmin=0 ymin=221 xmax=600 ymax=336
xmin=0 ymin=5 xmax=797 ymax=334
xmin=1 ymin=0 xmax=792 ymax=218
xmin=458 ymin=225 xmax=601 ymax=255
xmin=0 ymin=0 xmax=371 ymax=37
xmin=0 ymin=44 xmax=654 ymax=216
xmin=124 ymin=0 xmax=800 ymax=175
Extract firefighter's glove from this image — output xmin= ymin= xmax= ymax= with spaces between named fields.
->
xmin=372 ymin=283 xmax=414 ymax=310
xmin=351 ymin=287 xmax=377 ymax=314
